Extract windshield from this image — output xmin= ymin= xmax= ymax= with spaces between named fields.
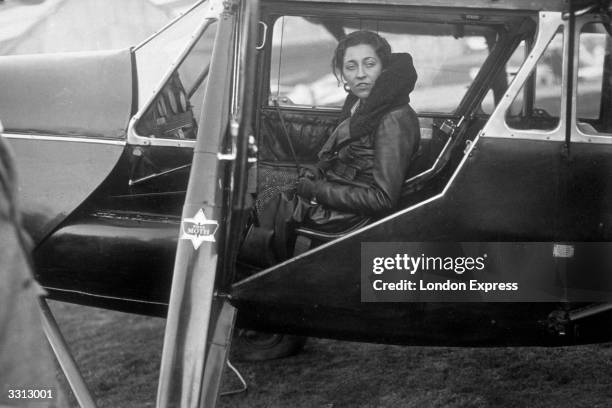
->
xmin=134 ymin=17 xmax=218 ymax=140
xmin=134 ymin=0 xmax=214 ymax=110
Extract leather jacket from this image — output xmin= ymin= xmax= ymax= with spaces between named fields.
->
xmin=309 ymin=103 xmax=420 ymax=216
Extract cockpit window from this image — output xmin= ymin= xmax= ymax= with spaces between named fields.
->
xmin=505 ymin=27 xmax=564 ymax=131
xmin=134 ymin=14 xmax=218 ymax=140
xmin=269 ymin=15 xmax=502 ymax=114
xmin=576 ymin=22 xmax=610 ymax=135
xmin=481 ymin=40 xmax=528 ymax=115
xmin=133 ymin=0 xmax=214 ymax=111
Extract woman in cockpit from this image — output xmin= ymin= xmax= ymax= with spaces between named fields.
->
xmin=256 ymin=30 xmax=421 ymax=260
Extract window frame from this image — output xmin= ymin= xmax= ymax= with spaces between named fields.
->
xmin=572 ymin=14 xmax=612 ymax=144
xmin=128 ymin=3 xmax=219 ymax=148
xmin=482 ymin=11 xmax=568 ymax=141
xmin=504 ymin=26 xmax=564 ymax=133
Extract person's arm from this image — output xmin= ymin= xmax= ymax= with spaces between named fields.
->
xmin=0 ymin=133 xmax=66 ymax=407
xmin=309 ymin=108 xmax=420 ymax=215
xmin=300 ymin=118 xmax=349 ymax=181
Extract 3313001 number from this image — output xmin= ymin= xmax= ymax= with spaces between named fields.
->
xmin=7 ymin=389 xmax=54 ymax=399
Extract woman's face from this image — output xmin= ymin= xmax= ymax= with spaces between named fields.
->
xmin=342 ymin=43 xmax=383 ymax=100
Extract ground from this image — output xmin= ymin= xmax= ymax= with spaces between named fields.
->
xmin=48 ymin=300 xmax=612 ymax=408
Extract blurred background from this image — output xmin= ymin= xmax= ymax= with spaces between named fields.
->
xmin=0 ymin=0 xmax=193 ymax=55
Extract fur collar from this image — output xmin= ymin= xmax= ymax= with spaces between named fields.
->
xmin=338 ymin=53 xmax=417 ymax=140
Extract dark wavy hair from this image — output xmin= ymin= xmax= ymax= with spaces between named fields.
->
xmin=332 ymin=30 xmax=392 ymax=82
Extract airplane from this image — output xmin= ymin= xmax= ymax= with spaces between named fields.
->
xmin=2 ymin=0 xmax=612 ymax=405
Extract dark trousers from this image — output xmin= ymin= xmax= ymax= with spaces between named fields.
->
xmin=256 ymin=190 xmax=364 ymax=261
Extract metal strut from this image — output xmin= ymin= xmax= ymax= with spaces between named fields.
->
xmin=155 ymin=0 xmax=256 ymax=407
xmin=39 ymin=298 xmax=97 ymax=408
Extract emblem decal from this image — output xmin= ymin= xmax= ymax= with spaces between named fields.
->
xmin=180 ymin=209 xmax=219 ymax=249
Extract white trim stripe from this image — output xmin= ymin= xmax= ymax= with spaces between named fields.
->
xmin=2 ymin=132 xmax=126 ymax=146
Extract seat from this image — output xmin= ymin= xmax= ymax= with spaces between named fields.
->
xmin=293 ymin=216 xmax=371 ymax=255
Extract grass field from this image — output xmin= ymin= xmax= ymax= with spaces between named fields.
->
xmin=49 ymin=300 xmax=612 ymax=408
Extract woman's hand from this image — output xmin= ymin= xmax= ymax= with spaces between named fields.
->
xmin=298 ymin=164 xmax=325 ymax=181
xmin=295 ymin=177 xmax=317 ymax=200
